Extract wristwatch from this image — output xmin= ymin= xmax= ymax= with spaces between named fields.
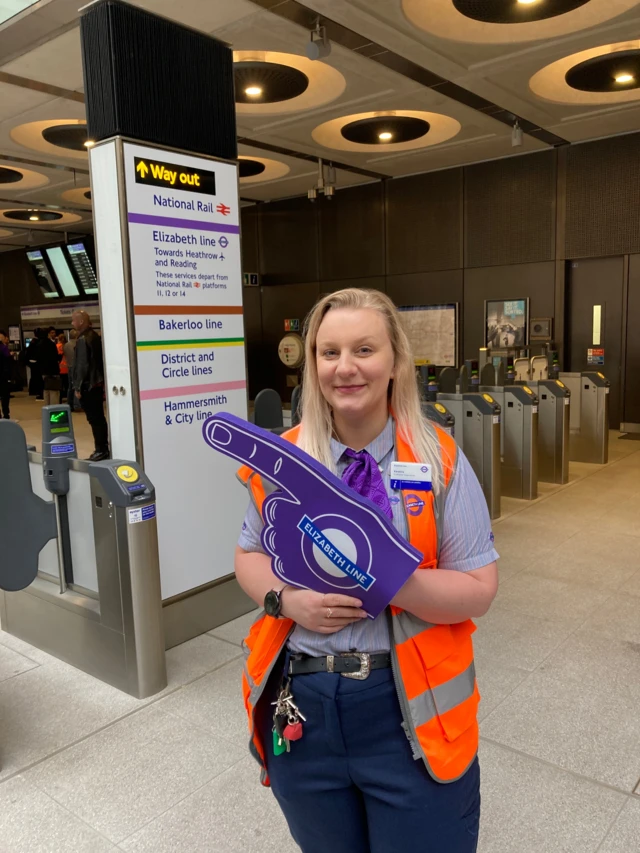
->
xmin=264 ymin=587 xmax=286 ymax=618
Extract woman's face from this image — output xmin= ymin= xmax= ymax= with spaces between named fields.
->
xmin=315 ymin=307 xmax=395 ymax=422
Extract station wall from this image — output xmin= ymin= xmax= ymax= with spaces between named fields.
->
xmin=241 ymin=131 xmax=640 ymax=429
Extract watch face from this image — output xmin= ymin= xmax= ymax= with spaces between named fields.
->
xmin=264 ymin=589 xmax=280 ymax=617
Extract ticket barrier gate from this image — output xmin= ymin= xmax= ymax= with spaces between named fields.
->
xmin=423 ymin=400 xmax=455 ymax=436
xmin=0 ymin=406 xmax=167 ymax=698
xmin=428 ymin=366 xmax=501 ymax=518
xmin=479 ymin=385 xmax=539 ymax=500
xmin=559 ymin=371 xmax=610 ymax=464
xmin=523 ymin=379 xmax=571 ymax=484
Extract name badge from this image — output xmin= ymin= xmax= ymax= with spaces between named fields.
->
xmin=390 ymin=462 xmax=432 ymax=492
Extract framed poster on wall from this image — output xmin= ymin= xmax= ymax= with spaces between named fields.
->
xmin=485 ymin=298 xmax=529 ymax=349
xmin=398 ymin=303 xmax=458 ymax=367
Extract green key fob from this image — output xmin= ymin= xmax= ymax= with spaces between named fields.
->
xmin=273 ymin=728 xmax=287 ymax=756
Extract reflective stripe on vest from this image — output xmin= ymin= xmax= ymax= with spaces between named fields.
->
xmin=238 ymin=419 xmax=479 ymax=784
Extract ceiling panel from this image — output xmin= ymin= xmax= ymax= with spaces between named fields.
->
xmin=0 ymin=26 xmax=82 ymax=89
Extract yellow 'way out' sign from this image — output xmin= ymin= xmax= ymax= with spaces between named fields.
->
xmin=134 ymin=157 xmax=216 ymax=196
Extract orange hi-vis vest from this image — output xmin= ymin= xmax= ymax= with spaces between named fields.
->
xmin=237 ymin=419 xmax=480 ymax=785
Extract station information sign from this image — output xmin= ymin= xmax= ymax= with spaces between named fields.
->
xmin=91 ymin=139 xmax=248 ymax=600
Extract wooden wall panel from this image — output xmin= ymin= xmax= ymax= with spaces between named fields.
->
xmin=258 ymin=197 xmax=318 ymax=285
xmin=318 ymin=183 xmax=385 ymax=281
xmin=240 ymin=206 xmax=259 ymax=274
xmin=259 ymin=283 xmax=320 ymax=400
xmin=465 ymin=153 xmax=556 ymax=268
xmin=386 ymin=270 xmax=463 ymax=307
xmin=623 ymin=254 xmax=640 ymax=426
xmin=386 ymin=169 xmax=462 ymax=274
xmin=319 ymin=277 xmax=386 ymax=294
xmin=463 ymin=262 xmax=556 ymax=359
xmin=565 ymin=133 xmax=640 ymax=259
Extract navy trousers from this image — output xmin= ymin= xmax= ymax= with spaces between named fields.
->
xmin=260 ymin=666 xmax=480 ymax=853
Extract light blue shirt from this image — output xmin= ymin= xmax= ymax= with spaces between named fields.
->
xmin=238 ymin=417 xmax=499 ymax=655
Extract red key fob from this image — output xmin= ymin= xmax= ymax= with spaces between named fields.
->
xmin=283 ymin=721 xmax=303 ymax=741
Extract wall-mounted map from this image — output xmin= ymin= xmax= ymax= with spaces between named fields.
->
xmin=398 ymin=303 xmax=458 ymax=367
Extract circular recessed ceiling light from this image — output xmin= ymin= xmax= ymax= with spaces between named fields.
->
xmin=41 ymin=124 xmax=88 ymax=152
xmin=531 ymin=43 xmax=640 ymax=103
xmin=234 ymin=62 xmax=309 ymax=104
xmin=452 ymin=0 xmax=589 ymax=24
xmin=4 ymin=209 xmax=63 ymax=222
xmin=0 ymin=167 xmax=24 ymax=184
xmin=84 ymin=139 xmax=96 ymax=148
xmin=238 ymin=159 xmax=267 ymax=178
xmin=342 ymin=116 xmax=429 ymax=146
xmin=564 ymin=49 xmax=640 ymax=93
xmin=313 ymin=110 xmax=460 ymax=153
xmin=403 ymin=0 xmax=639 ymax=43
xmin=233 ymin=51 xmax=346 ymax=115
xmin=237 ymin=155 xmax=290 ymax=184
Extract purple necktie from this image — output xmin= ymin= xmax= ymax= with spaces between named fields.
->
xmin=341 ymin=448 xmax=393 ymax=520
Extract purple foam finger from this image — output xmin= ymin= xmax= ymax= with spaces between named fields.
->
xmin=203 ymin=413 xmax=423 ymax=617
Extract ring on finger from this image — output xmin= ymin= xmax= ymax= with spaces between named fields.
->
xmin=326 ymin=607 xmax=333 ymax=619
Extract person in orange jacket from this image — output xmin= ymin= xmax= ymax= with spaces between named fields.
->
xmin=235 ymin=288 xmax=499 ymax=853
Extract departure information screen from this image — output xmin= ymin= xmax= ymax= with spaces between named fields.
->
xmin=67 ymin=242 xmax=98 ymax=295
xmin=45 ymin=247 xmax=80 ymax=297
xmin=49 ymin=409 xmax=70 ymax=433
xmin=26 ymin=250 xmax=59 ymax=298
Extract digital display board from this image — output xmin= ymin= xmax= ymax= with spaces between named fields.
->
xmin=45 ymin=247 xmax=81 ymax=297
xmin=26 ymin=250 xmax=59 ymax=299
xmin=49 ymin=409 xmax=70 ymax=433
xmin=66 ymin=242 xmax=98 ymax=295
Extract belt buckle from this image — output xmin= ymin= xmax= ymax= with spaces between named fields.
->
xmin=340 ymin=652 xmax=371 ymax=680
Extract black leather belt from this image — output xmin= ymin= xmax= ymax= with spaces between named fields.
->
xmin=289 ymin=652 xmax=391 ymax=680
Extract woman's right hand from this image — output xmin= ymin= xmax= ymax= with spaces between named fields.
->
xmin=280 ymin=588 xmax=369 ymax=634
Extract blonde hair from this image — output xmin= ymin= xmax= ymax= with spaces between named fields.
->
xmin=298 ymin=288 xmax=447 ymax=493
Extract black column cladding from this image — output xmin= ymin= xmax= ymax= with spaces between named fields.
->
xmin=80 ymin=0 xmax=237 ymax=160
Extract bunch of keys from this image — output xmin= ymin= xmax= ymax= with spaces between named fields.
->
xmin=272 ymin=678 xmax=306 ymax=756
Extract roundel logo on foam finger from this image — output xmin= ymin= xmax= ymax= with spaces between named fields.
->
xmin=298 ymin=513 xmax=375 ymax=591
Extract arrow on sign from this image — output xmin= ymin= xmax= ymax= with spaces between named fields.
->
xmin=136 ymin=161 xmax=149 ymax=178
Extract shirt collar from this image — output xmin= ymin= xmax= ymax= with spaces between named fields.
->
xmin=330 ymin=415 xmax=394 ymax=465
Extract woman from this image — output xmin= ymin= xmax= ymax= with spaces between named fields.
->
xmin=235 ymin=289 xmax=498 ymax=853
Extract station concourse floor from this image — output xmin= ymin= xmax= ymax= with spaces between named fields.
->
xmin=1 ymin=399 xmax=640 ymax=851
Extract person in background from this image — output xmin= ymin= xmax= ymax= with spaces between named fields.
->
xmin=70 ymin=310 xmax=110 ymax=461
xmin=0 ymin=330 xmax=14 ymax=420
xmin=27 ymin=329 xmax=44 ymax=400
xmin=47 ymin=326 xmax=57 ymax=343
xmin=57 ymin=333 xmax=69 ymax=404
xmin=63 ymin=330 xmax=78 ymax=408
xmin=38 ymin=328 xmax=61 ymax=406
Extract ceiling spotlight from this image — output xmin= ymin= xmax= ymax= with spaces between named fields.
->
xmin=245 ymin=86 xmax=262 ymax=96
xmin=511 ymin=120 xmax=523 ymax=148
xmin=517 ymin=0 xmax=540 ymax=5
xmin=29 ymin=211 xmax=40 ymax=221
xmin=378 ymin=132 xmax=393 ymax=142
xmin=614 ymin=73 xmax=635 ymax=84
xmin=305 ymin=20 xmax=331 ymax=61
xmin=307 ymin=187 xmax=317 ymax=202
xmin=84 ymin=139 xmax=95 ymax=149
